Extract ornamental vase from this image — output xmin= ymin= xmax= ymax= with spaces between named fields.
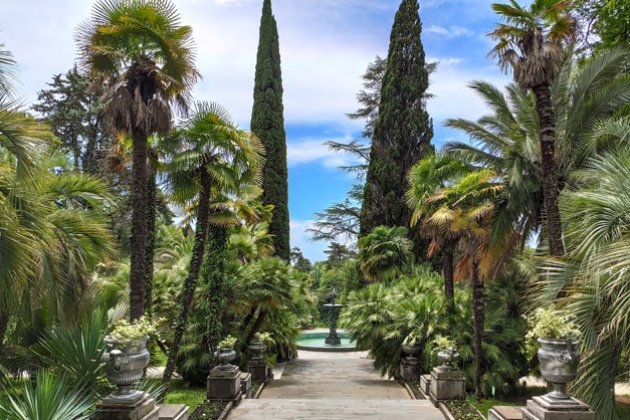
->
xmin=102 ymin=338 xmax=150 ymax=399
xmin=537 ymin=338 xmax=579 ymax=399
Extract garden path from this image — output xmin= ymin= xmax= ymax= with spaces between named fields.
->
xmin=229 ymin=350 xmax=445 ymax=419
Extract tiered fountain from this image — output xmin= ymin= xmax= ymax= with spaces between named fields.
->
xmin=295 ymin=288 xmax=357 ymax=352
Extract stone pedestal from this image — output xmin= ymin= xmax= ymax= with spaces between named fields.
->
xmin=248 ymin=358 xmax=271 ymax=383
xmin=158 ymin=404 xmax=189 ymax=420
xmin=419 ymin=374 xmax=431 ymax=396
xmin=207 ymin=364 xmax=242 ymax=404
xmin=94 ymin=392 xmax=159 ymax=420
xmin=240 ymin=372 xmax=252 ymax=398
xmin=399 ymin=357 xmax=420 ymax=382
xmin=429 ymin=367 xmax=465 ymax=406
xmin=489 ymin=406 xmax=524 ymax=420
xmin=522 ymin=395 xmax=595 ymax=420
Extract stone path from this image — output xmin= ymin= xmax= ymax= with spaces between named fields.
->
xmin=229 ymin=350 xmax=444 ymax=419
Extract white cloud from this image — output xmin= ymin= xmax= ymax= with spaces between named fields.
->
xmin=426 ymin=25 xmax=474 ymax=39
xmin=287 ymin=138 xmax=361 ymax=169
xmin=290 ymin=219 xmax=327 ymax=262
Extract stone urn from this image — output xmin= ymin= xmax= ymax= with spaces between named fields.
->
xmin=437 ymin=347 xmax=459 ymax=370
xmin=102 ymin=338 xmax=150 ymax=400
xmin=249 ymin=341 xmax=266 ymax=361
xmin=537 ymin=337 xmax=579 ymax=399
xmin=402 ymin=342 xmax=422 ymax=360
xmin=217 ymin=347 xmax=237 ymax=368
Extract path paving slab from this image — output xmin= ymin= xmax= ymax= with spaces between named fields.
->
xmin=229 ymin=350 xmax=444 ymax=419
xmin=229 ymin=398 xmax=443 ymax=419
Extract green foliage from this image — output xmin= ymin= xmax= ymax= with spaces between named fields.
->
xmin=358 ymin=226 xmax=413 ymax=282
xmin=525 ymin=306 xmax=580 ymax=341
xmin=107 ymin=316 xmax=158 ymax=344
xmin=218 ymin=335 xmax=237 ymax=350
xmin=251 ymin=0 xmax=290 ymax=260
xmin=361 ymin=0 xmax=433 ymax=237
xmin=537 ymin=146 xmax=630 ymax=419
xmin=33 ymin=66 xmax=108 ymax=172
xmin=36 ymin=310 xmax=108 ymax=397
xmin=0 ymin=370 xmax=93 ymax=420
xmin=341 ymin=266 xmax=446 ymax=377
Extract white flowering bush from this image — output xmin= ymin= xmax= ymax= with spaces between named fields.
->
xmin=254 ymin=332 xmax=274 ymax=347
xmin=106 ymin=317 xmax=158 ymax=345
xmin=432 ymin=335 xmax=456 ymax=350
xmin=218 ymin=335 xmax=237 ymax=350
xmin=525 ymin=306 xmax=581 ymax=341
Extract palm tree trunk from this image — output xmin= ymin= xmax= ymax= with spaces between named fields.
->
xmin=532 ymin=82 xmax=565 ymax=257
xmin=470 ymin=248 xmax=485 ymax=401
xmin=144 ymin=171 xmax=157 ymax=320
xmin=243 ymin=309 xmax=268 ymax=352
xmin=162 ymin=169 xmax=212 ymax=385
xmin=443 ymin=245 xmax=455 ymax=304
xmin=130 ymin=129 xmax=149 ymax=320
xmin=204 ymin=227 xmax=230 ymax=369
xmin=239 ymin=307 xmax=257 ymax=333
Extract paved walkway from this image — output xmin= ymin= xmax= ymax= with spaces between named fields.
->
xmin=229 ymin=350 xmax=444 ymax=419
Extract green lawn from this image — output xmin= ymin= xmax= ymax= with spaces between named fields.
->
xmin=163 ymin=381 xmax=206 ymax=413
xmin=469 ymin=393 xmax=630 ymax=419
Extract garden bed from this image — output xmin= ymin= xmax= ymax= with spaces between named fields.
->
xmin=442 ymin=400 xmax=484 ymax=420
xmin=189 ymin=400 xmax=232 ymax=420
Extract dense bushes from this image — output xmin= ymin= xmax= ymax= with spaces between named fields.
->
xmin=340 ymin=262 xmax=529 ymax=394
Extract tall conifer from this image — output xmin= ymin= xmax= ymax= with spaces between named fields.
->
xmin=360 ymin=0 xmax=433 ymax=238
xmin=251 ymin=0 xmax=290 ymax=260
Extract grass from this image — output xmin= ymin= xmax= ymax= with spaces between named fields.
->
xmin=163 ymin=381 xmax=206 ymax=413
xmin=467 ymin=386 xmax=547 ymax=416
xmin=616 ymin=397 xmax=630 ymax=419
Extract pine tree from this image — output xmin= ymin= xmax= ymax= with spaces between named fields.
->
xmin=251 ymin=0 xmax=290 ymax=260
xmin=360 ymin=0 xmax=433 ymax=237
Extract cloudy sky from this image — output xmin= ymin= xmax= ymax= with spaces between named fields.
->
xmin=1 ymin=0 xmax=510 ymax=261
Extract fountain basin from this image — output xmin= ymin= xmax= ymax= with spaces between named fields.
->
xmin=296 ymin=331 xmax=358 ymax=352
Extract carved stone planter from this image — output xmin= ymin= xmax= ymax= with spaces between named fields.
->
xmin=522 ymin=338 xmax=595 ymax=420
xmin=429 ymin=347 xmax=464 ymax=406
xmin=102 ymin=338 xmax=150 ymax=401
xmin=95 ymin=338 xmax=158 ymax=419
xmin=537 ymin=338 xmax=579 ymax=400
xmin=400 ymin=343 xmax=422 ymax=382
xmin=208 ymin=347 xmax=242 ymax=404
xmin=248 ymin=341 xmax=271 ymax=383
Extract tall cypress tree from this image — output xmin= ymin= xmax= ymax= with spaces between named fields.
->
xmin=251 ymin=0 xmax=290 ymax=260
xmin=360 ymin=0 xmax=433 ymax=238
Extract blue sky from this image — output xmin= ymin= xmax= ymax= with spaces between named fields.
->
xmin=1 ymin=0 xmax=510 ymax=261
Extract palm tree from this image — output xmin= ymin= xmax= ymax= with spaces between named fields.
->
xmin=162 ymin=102 xmax=264 ymax=384
xmin=406 ymin=153 xmax=470 ymax=309
xmin=489 ymin=0 xmax=577 ymax=256
xmin=357 ymin=226 xmax=414 ymax=283
xmin=425 ymin=169 xmax=507 ymax=400
xmin=238 ymin=257 xmax=294 ymax=352
xmin=446 ymin=48 xmax=630 ymax=254
xmin=537 ymin=144 xmax=630 ymax=420
xmin=77 ymin=0 xmax=200 ymax=320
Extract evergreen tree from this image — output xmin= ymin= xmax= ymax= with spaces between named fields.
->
xmin=251 ymin=0 xmax=290 ymax=260
xmin=360 ymin=0 xmax=433 ymax=237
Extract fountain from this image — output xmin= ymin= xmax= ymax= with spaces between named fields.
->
xmin=323 ymin=289 xmax=343 ymax=345
xmin=295 ymin=288 xmax=358 ymax=352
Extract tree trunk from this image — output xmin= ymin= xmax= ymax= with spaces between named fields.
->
xmin=144 ymin=171 xmax=157 ymax=320
xmin=532 ymin=83 xmax=565 ymax=257
xmin=162 ymin=169 xmax=212 ymax=385
xmin=239 ymin=307 xmax=257 ymax=333
xmin=129 ymin=129 xmax=149 ymax=321
xmin=203 ymin=227 xmax=230 ymax=369
xmin=443 ymin=245 xmax=455 ymax=304
xmin=470 ymin=246 xmax=485 ymax=401
xmin=243 ymin=309 xmax=268 ymax=352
